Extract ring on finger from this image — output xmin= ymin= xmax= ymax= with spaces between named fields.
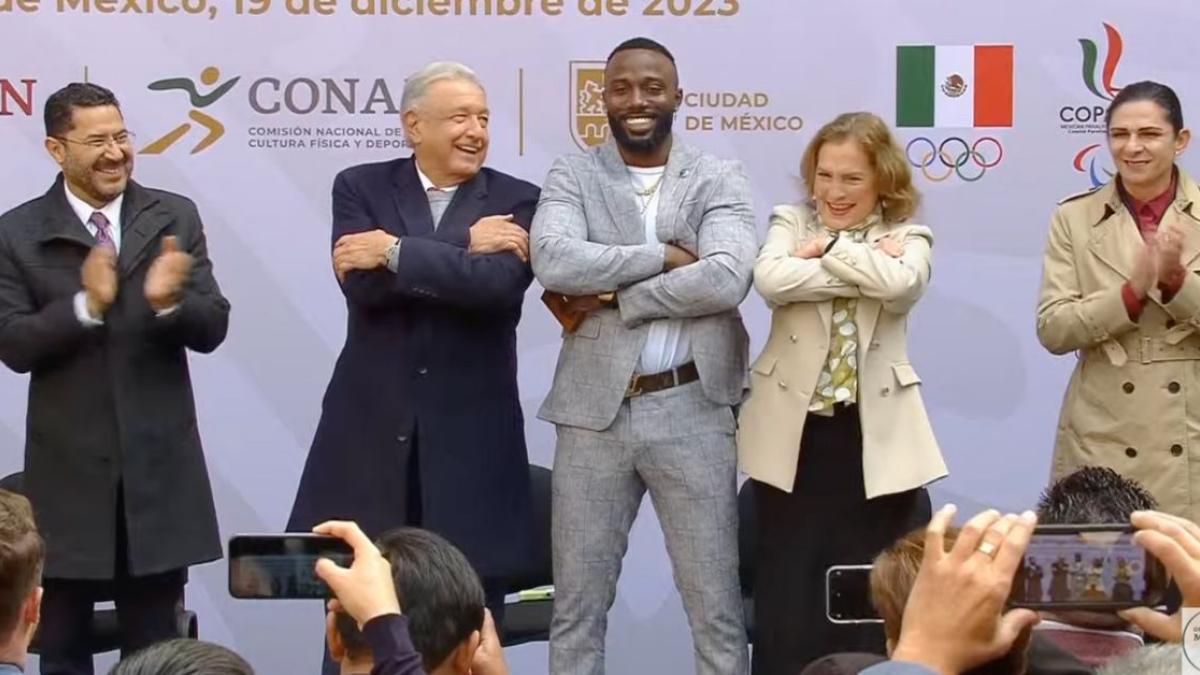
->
xmin=976 ymin=539 xmax=999 ymax=558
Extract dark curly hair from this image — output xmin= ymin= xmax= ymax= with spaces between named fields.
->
xmin=1036 ymin=466 xmax=1158 ymax=524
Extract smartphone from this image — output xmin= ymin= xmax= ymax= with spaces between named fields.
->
xmin=826 ymin=564 xmax=882 ymax=624
xmin=228 ymin=534 xmax=353 ymax=599
xmin=1008 ymin=524 xmax=1169 ymax=611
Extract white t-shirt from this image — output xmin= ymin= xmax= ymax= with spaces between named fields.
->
xmin=628 ymin=165 xmax=691 ymax=375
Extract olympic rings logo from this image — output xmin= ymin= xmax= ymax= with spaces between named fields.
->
xmin=905 ymin=136 xmax=1004 ymax=182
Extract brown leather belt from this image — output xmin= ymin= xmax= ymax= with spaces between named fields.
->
xmin=626 ymin=362 xmax=699 ymax=398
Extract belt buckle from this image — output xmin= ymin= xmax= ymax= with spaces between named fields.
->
xmin=626 ymin=374 xmax=644 ymax=398
xmin=1140 ymin=337 xmax=1152 ymax=365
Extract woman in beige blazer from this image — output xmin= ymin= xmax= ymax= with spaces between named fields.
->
xmin=1038 ymin=81 xmax=1200 ymax=523
xmin=737 ymin=112 xmax=948 ymax=673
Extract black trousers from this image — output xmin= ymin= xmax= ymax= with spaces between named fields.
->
xmin=320 ymin=427 xmax=507 ymax=675
xmin=38 ymin=488 xmax=185 ymax=675
xmin=750 ymin=405 xmax=931 ymax=675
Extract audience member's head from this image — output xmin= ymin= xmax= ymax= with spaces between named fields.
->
xmin=375 ymin=527 xmax=486 ymax=674
xmin=797 ymin=652 xmax=887 ymax=675
xmin=1036 ymin=466 xmax=1158 ymax=634
xmin=107 ymin=639 xmax=253 ymax=675
xmin=1094 ymin=643 xmax=1181 ymax=675
xmin=325 ymin=609 xmax=372 ymax=675
xmin=871 ymin=526 xmax=1033 ymax=675
xmin=0 ymin=488 xmax=43 ymax=668
xmin=1037 ymin=466 xmax=1157 ymax=525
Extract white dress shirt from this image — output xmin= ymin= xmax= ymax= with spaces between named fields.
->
xmin=63 ymin=182 xmax=123 ymax=251
xmin=415 ymin=161 xmax=462 ymax=197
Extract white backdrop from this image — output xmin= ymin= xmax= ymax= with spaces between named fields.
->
xmin=1 ymin=1 xmax=1197 ymax=672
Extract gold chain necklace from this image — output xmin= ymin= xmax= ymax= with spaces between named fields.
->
xmin=631 ymin=171 xmax=665 ymax=216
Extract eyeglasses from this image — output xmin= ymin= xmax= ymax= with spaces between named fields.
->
xmin=53 ymin=131 xmax=136 ymax=150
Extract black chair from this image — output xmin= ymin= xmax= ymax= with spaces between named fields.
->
xmin=500 ymin=464 xmax=553 ymax=647
xmin=0 ymin=471 xmax=199 ymax=654
xmin=737 ymin=478 xmax=757 ymax=645
xmin=0 ymin=471 xmax=21 ymax=494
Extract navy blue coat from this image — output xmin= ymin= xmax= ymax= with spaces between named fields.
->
xmin=287 ymin=157 xmax=537 ymax=578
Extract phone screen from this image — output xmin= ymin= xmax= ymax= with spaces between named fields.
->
xmin=1009 ymin=525 xmax=1168 ymax=610
xmin=826 ymin=565 xmax=882 ymax=624
xmin=228 ymin=534 xmax=354 ymax=599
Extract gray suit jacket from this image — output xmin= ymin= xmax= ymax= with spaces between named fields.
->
xmin=531 ymin=137 xmax=756 ymax=430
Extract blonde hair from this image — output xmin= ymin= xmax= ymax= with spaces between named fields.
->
xmin=800 ymin=112 xmax=919 ymax=223
xmin=870 ymin=527 xmax=1032 ymax=675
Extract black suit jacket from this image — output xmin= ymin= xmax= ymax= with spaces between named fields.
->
xmin=0 ymin=176 xmax=229 ymax=579
xmin=287 ymin=157 xmax=539 ymax=578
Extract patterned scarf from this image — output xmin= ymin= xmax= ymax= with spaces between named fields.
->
xmin=809 ymin=212 xmax=879 ymax=413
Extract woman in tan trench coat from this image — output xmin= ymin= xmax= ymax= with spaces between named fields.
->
xmin=1038 ymin=81 xmax=1200 ymax=523
xmin=737 ymin=112 xmax=947 ymax=673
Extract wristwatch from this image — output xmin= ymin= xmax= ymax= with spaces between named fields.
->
xmin=384 ymin=237 xmax=402 ymax=272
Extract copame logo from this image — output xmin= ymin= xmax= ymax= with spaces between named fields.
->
xmin=142 ymin=66 xmax=240 ymax=155
xmin=1072 ymin=143 xmax=1114 ymax=189
xmin=0 ymin=78 xmax=36 ymax=117
xmin=1078 ymin=22 xmax=1123 ymax=101
xmin=1059 ymin=23 xmax=1126 ymax=135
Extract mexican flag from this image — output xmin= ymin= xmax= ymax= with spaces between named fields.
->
xmin=896 ymin=45 xmax=1014 ymax=128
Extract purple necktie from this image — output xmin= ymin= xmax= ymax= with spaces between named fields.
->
xmin=89 ymin=211 xmax=114 ymax=250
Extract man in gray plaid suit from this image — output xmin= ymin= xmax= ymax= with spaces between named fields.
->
xmin=530 ymin=37 xmax=755 ymax=675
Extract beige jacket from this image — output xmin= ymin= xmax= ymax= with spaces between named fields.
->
xmin=1037 ymin=171 xmax=1200 ymax=522
xmin=737 ymin=204 xmax=947 ymax=498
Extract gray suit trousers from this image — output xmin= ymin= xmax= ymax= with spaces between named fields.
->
xmin=549 ymin=380 xmax=749 ymax=675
